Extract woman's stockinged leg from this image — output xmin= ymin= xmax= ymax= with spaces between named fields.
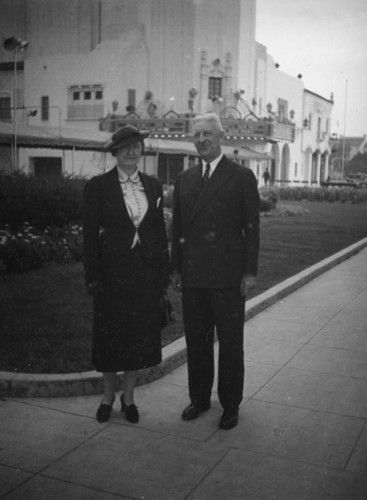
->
xmin=96 ymin=372 xmax=118 ymax=422
xmin=101 ymin=372 xmax=118 ymax=404
xmin=123 ymin=370 xmax=138 ymax=405
xmin=101 ymin=370 xmax=138 ymax=405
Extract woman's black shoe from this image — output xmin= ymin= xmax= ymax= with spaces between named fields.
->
xmin=96 ymin=396 xmax=115 ymax=423
xmin=120 ymin=394 xmax=139 ymax=423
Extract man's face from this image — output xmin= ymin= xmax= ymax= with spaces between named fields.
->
xmin=193 ymin=119 xmax=223 ymax=163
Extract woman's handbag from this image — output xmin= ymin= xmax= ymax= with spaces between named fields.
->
xmin=160 ymin=292 xmax=176 ymax=328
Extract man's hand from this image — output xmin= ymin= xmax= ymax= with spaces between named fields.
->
xmin=240 ymin=274 xmax=257 ymax=296
xmin=86 ymin=281 xmax=103 ymax=297
xmin=170 ymin=271 xmax=183 ymax=293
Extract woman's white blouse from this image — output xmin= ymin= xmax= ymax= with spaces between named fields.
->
xmin=118 ymin=168 xmax=148 ymax=248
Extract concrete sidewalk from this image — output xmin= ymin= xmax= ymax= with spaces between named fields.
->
xmin=1 ymin=246 xmax=367 ymax=499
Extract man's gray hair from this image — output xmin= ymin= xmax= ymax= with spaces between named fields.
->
xmin=192 ymin=111 xmax=224 ymax=133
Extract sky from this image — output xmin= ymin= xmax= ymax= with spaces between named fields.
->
xmin=256 ymin=0 xmax=367 ymax=137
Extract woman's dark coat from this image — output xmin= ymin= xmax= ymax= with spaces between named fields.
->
xmin=83 ymin=167 xmax=169 ymax=372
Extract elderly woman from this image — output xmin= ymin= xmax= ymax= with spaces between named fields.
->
xmin=83 ymin=125 xmax=169 ymax=423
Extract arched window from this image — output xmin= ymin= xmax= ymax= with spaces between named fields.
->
xmin=208 ymin=77 xmax=222 ymax=99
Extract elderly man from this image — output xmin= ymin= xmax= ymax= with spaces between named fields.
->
xmin=171 ymin=112 xmax=260 ymax=429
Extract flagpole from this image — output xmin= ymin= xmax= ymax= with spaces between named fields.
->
xmin=341 ymin=79 xmax=348 ymax=179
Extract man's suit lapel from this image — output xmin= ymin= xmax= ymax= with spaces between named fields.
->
xmin=180 ymin=164 xmax=202 ymax=223
xmin=190 ymin=156 xmax=234 ymax=222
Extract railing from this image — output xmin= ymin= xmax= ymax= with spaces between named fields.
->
xmin=100 ymin=116 xmax=295 ymax=143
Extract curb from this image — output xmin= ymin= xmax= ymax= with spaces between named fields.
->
xmin=2 ymin=237 xmax=367 ymax=398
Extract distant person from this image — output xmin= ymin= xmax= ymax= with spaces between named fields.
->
xmin=83 ymin=126 xmax=169 ymax=424
xmin=262 ymin=167 xmax=270 ymax=186
xmin=171 ymin=112 xmax=260 ymax=430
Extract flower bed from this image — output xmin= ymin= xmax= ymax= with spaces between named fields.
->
xmin=0 ymin=222 xmax=83 ymax=273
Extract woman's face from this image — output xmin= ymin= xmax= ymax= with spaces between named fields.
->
xmin=115 ymin=141 xmax=143 ymax=172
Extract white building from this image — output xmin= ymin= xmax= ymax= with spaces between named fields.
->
xmin=0 ymin=0 xmax=332 ymax=185
xmin=301 ymin=90 xmax=334 ymax=185
xmin=254 ymin=43 xmax=333 ymax=186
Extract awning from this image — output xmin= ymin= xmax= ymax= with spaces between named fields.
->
xmin=0 ymin=121 xmax=110 ymax=151
xmin=145 ymin=138 xmax=271 ymax=160
xmin=0 ymin=121 xmax=272 ymax=160
xmin=240 ymin=146 xmax=271 ymax=160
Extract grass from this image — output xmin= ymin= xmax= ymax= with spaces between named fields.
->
xmin=1 ymin=200 xmax=367 ymax=374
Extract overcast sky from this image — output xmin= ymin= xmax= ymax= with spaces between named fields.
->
xmin=256 ymin=0 xmax=367 ymax=137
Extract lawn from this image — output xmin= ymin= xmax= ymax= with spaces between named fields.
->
xmin=254 ymin=200 xmax=367 ymax=296
xmin=1 ymin=200 xmax=367 ymax=374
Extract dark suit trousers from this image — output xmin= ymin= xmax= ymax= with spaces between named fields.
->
xmin=182 ymin=288 xmax=245 ymax=410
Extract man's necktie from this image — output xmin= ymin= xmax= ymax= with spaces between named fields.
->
xmin=202 ymin=163 xmax=210 ymax=187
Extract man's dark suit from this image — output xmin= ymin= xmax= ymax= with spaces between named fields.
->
xmin=171 ymin=156 xmax=260 ymax=409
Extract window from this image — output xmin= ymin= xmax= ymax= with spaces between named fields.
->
xmin=317 ymin=117 xmax=322 ymax=141
xmin=308 ymin=113 xmax=312 ymax=130
xmin=41 ymin=96 xmax=49 ymax=121
xmin=68 ymin=85 xmax=104 ymax=119
xmin=208 ymin=77 xmax=222 ymax=99
xmin=277 ymin=98 xmax=289 ymax=122
xmin=0 ymin=95 xmax=11 ymax=120
xmin=33 ymin=157 xmax=62 ymax=177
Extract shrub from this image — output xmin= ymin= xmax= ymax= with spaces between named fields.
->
xmin=163 ymin=184 xmax=174 ymax=209
xmin=259 ymin=187 xmax=278 ymax=214
xmin=0 ymin=224 xmax=51 ymax=272
xmin=260 ymin=197 xmax=273 ymax=212
xmin=352 ymin=189 xmax=367 ymax=204
xmin=259 ymin=187 xmax=278 ymax=207
xmin=268 ymin=185 xmax=367 ymax=204
xmin=164 ymin=208 xmax=173 ymax=241
xmin=0 ymin=222 xmax=83 ymax=272
xmin=45 ymin=225 xmax=84 ymax=264
xmin=278 ymin=186 xmax=292 ymax=200
xmin=338 ymin=189 xmax=350 ymax=203
xmin=0 ymin=171 xmax=85 ymax=230
xmin=326 ymin=190 xmax=337 ymax=203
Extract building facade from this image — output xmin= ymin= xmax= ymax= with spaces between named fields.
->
xmin=0 ymin=0 xmax=332 ymax=184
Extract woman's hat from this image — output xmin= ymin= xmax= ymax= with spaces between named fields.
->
xmin=104 ymin=125 xmax=150 ymax=152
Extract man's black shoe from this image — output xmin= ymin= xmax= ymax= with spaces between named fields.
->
xmin=181 ymin=401 xmax=211 ymax=421
xmin=219 ymin=407 xmax=239 ymax=430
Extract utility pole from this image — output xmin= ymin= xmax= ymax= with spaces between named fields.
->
xmin=3 ymin=36 xmax=29 ymax=171
xmin=341 ymin=79 xmax=348 ymax=179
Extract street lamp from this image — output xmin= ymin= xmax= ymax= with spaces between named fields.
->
xmin=3 ymin=36 xmax=29 ymax=171
xmin=26 ymin=109 xmax=37 ymax=125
